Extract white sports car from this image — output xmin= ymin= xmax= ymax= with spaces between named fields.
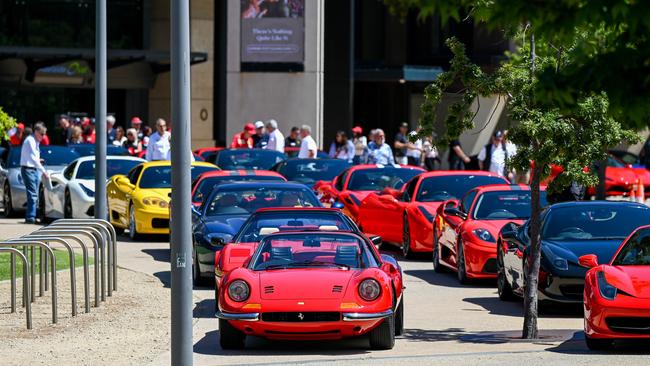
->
xmin=40 ymin=155 xmax=145 ymax=219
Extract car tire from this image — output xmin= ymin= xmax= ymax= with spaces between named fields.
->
xmin=497 ymin=245 xmax=516 ymax=301
xmin=219 ymin=318 xmax=246 ymax=350
xmin=38 ymin=185 xmax=47 ymax=222
xmin=3 ymin=184 xmax=15 ymax=218
xmin=457 ymin=240 xmax=469 ymax=285
xmin=394 ymin=294 xmax=404 ymax=336
xmin=192 ymin=250 xmax=207 ymax=286
xmin=585 ymin=336 xmax=612 ymax=351
xmin=432 ymin=225 xmax=445 ymax=273
xmin=402 ymin=215 xmax=413 ymax=259
xmin=64 ymin=190 xmax=73 ymax=219
xmin=128 ymin=204 xmax=141 ymax=241
xmin=369 ymin=314 xmax=395 ymax=350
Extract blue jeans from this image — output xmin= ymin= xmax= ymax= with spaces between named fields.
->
xmin=21 ymin=167 xmax=40 ymax=221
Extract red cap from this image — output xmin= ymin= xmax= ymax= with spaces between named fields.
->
xmin=244 ymin=123 xmax=255 ymax=133
xmin=16 ymin=122 xmax=25 ymax=130
xmin=352 ymin=126 xmax=363 ymax=134
xmin=131 ymin=117 xmax=143 ymax=124
xmin=82 ymin=117 xmax=90 ymax=127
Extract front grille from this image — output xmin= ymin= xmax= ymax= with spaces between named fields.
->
xmin=261 ymin=312 xmax=340 ymax=322
xmin=151 ymin=218 xmax=170 ymax=229
xmin=606 ymin=317 xmax=650 ymax=334
xmin=559 ymin=284 xmax=584 ymax=299
xmin=332 ymin=285 xmax=343 ymax=293
xmin=482 ymin=258 xmax=498 ymax=273
xmin=264 ymin=286 xmax=274 ymax=294
xmin=264 ymin=329 xmax=341 ymax=335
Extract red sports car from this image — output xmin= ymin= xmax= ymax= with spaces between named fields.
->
xmin=314 ymin=164 xmax=424 ymax=221
xmin=191 ymin=170 xmax=286 ymax=208
xmin=434 ymin=184 xmax=545 ymax=283
xmin=358 ymin=171 xmax=508 ymax=258
xmin=581 ymin=224 xmax=650 ymax=350
xmin=216 ymin=230 xmax=404 ymax=350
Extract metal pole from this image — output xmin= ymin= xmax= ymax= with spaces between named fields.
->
xmin=170 ymin=0 xmax=193 ymax=364
xmin=10 ymin=249 xmax=16 ymax=312
xmin=95 ymin=0 xmax=108 ymax=221
xmin=1 ymin=249 xmax=31 ymax=329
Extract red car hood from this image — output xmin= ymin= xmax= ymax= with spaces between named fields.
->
xmin=347 ymin=190 xmax=374 ymax=200
xmin=259 ymin=269 xmax=354 ymax=300
xmin=605 ymin=266 xmax=650 ymax=299
xmin=469 ymin=219 xmax=526 ymax=238
xmin=607 ymin=167 xmax=638 ymax=186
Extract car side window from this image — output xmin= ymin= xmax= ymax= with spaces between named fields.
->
xmin=63 ymin=162 xmax=76 ymax=180
xmin=403 ymin=177 xmax=419 ymax=202
xmin=460 ymin=190 xmax=478 ymax=213
xmin=128 ymin=166 xmax=143 ymax=185
xmin=334 ymin=169 xmax=350 ymax=191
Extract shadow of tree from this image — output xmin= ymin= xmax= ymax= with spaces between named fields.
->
xmin=548 ymin=331 xmax=650 ymax=355
xmin=405 ymin=269 xmax=495 ymax=289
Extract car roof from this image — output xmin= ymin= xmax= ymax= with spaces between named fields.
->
xmin=474 ymin=184 xmax=545 ymax=193
xmin=263 ymin=229 xmax=362 ymax=238
xmin=255 ymin=207 xmax=342 ymax=213
xmin=141 ymin=160 xmax=217 ymax=168
xmin=419 ymin=170 xmax=506 ymax=179
xmin=548 ymin=200 xmax=648 ymax=210
xmin=71 ymin=155 xmax=146 ymax=164
xmin=348 ymin=164 xmax=425 ymax=171
xmin=197 ymin=169 xmax=283 ymax=179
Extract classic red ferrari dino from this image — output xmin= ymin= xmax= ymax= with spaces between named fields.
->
xmin=216 ymin=230 xmax=404 ymax=350
xmin=313 ymin=164 xmax=424 ymax=221
xmin=580 ymin=224 xmax=650 ymax=350
xmin=434 ymin=184 xmax=545 ymax=283
xmin=357 ymin=171 xmax=508 ymax=258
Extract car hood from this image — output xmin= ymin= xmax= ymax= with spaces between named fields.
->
xmin=471 ymin=219 xmax=525 ymax=238
xmin=606 ymin=265 xmax=650 ymax=299
xmin=543 ymin=239 xmax=623 ymax=267
xmin=203 ymin=214 xmax=249 ymax=236
xmin=606 ymin=167 xmax=638 ymax=185
xmin=259 ymin=269 xmax=355 ymax=300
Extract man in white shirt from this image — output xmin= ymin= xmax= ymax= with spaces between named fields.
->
xmin=298 ymin=124 xmax=318 ymax=159
xmin=20 ymin=122 xmax=49 ymax=223
xmin=264 ymin=119 xmax=285 ymax=152
xmin=478 ymin=130 xmax=516 ymax=179
xmin=145 ymin=118 xmax=171 ymax=161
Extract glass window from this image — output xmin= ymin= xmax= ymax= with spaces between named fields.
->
xmin=460 ymin=190 xmax=478 ymax=213
xmin=347 ymin=168 xmax=421 ymax=191
xmin=612 ymin=228 xmax=650 ymax=265
xmin=128 ymin=165 xmax=143 ymax=185
xmin=215 ymin=150 xmax=286 ymax=170
xmin=76 ymin=159 xmax=143 ymax=180
xmin=416 ymin=175 xmax=507 ymax=202
xmin=235 ymin=211 xmax=354 ymax=243
xmin=334 ymin=169 xmax=350 ymax=191
xmin=39 ymin=146 xmax=80 ymax=166
xmin=192 ymin=174 xmax=286 ymax=203
xmin=139 ymin=165 xmax=215 ymax=189
xmin=204 ymin=186 xmax=319 ymax=216
xmin=277 ymin=159 xmax=351 ymax=186
xmin=63 ymin=161 xmax=77 ymax=180
xmin=472 ymin=191 xmax=548 ymax=220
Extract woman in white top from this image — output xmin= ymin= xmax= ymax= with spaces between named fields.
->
xmin=112 ymin=126 xmax=127 ymax=147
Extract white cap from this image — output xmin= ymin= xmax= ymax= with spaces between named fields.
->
xmin=254 ymin=121 xmax=265 ymax=129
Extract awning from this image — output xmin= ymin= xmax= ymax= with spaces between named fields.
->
xmin=354 ymin=65 xmax=444 ymax=83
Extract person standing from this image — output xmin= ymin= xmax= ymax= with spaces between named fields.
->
xmin=145 ymin=118 xmax=171 ymax=161
xmin=106 ymin=115 xmax=117 ymax=145
xmin=113 ymin=126 xmax=127 ymax=147
xmin=478 ymin=130 xmax=515 ymax=180
xmin=130 ymin=116 xmax=144 ymax=141
xmin=367 ymin=129 xmax=394 ymax=165
xmin=57 ymin=115 xmax=73 ymax=145
xmin=422 ymin=136 xmax=439 ymax=171
xmin=328 ymin=131 xmax=355 ymax=163
xmin=352 ymin=126 xmax=368 ymax=164
xmin=264 ymin=119 xmax=285 ymax=152
xmin=393 ymin=122 xmax=409 ymax=165
xmin=8 ymin=122 xmax=25 ymax=146
xmin=231 ymin=123 xmax=255 ymax=148
xmin=448 ymin=139 xmax=471 ymax=170
xmin=20 ymin=122 xmax=49 ymax=224
xmin=83 ymin=119 xmax=96 ymax=144
xmin=298 ymin=125 xmax=318 ymax=158
xmin=123 ymin=128 xmax=143 ymax=155
xmin=252 ymin=120 xmax=268 ymax=148
xmin=406 ymin=130 xmax=423 ymax=166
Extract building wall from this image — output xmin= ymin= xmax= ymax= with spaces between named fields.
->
xmin=225 ymin=0 xmax=325 ymax=148
xmin=148 ymin=0 xmax=215 ymax=149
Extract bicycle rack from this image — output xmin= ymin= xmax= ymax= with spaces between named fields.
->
xmin=0 ymin=240 xmax=56 ymax=324
xmin=0 ymin=247 xmax=31 ymax=329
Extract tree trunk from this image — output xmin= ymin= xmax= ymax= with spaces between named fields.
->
xmin=595 ymin=158 xmax=607 ymax=200
xmin=523 ymin=159 xmax=542 ymax=339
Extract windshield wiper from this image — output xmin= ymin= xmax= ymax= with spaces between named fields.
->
xmin=264 ymin=264 xmax=289 ymax=270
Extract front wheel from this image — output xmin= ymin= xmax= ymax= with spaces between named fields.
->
xmin=219 ymin=318 xmax=246 ymax=349
xmin=3 ymin=184 xmax=15 ymax=218
xmin=368 ymin=315 xmax=395 ymax=350
xmin=402 ymin=216 xmax=413 ymax=259
xmin=457 ymin=240 xmax=469 ymax=284
xmin=432 ymin=225 xmax=445 ymax=273
xmin=128 ymin=204 xmax=141 ymax=241
xmin=394 ymin=295 xmax=404 ymax=336
xmin=497 ymin=245 xmax=515 ymax=301
xmin=585 ymin=336 xmax=612 ymax=351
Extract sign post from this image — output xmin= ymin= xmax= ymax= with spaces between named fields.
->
xmin=94 ymin=0 xmax=107 ymax=220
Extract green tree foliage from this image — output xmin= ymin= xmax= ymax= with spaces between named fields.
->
xmin=0 ymin=107 xmax=17 ymax=141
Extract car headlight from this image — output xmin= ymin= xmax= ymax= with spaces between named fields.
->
xmin=417 ymin=206 xmax=434 ymax=222
xmin=597 ymin=271 xmax=617 ymax=301
xmin=228 ymin=280 xmax=250 ymax=302
xmin=552 ymin=258 xmax=568 ymax=271
xmin=79 ymin=184 xmax=95 ymax=198
xmin=143 ymin=197 xmax=169 ymax=208
xmin=472 ymin=228 xmax=495 ymax=243
xmin=358 ymin=279 xmax=381 ymax=301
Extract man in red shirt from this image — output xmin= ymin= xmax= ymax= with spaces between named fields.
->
xmin=8 ymin=122 xmax=25 ymax=146
xmin=230 ymin=123 xmax=255 ymax=148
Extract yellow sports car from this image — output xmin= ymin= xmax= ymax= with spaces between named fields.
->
xmin=107 ymin=160 xmax=218 ymax=239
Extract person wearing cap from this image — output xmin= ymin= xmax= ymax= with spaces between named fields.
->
xmin=352 ymin=126 xmax=368 ymax=164
xmin=298 ymin=125 xmax=318 ymax=159
xmin=394 ymin=122 xmax=419 ymax=165
xmin=106 ymin=115 xmax=117 ymax=145
xmin=83 ymin=118 xmax=96 ymax=144
xmin=146 ymin=118 xmax=171 ymax=161
xmin=252 ymin=120 xmax=268 ymax=148
xmin=478 ymin=130 xmax=516 ymax=180
xmin=130 ymin=116 xmax=144 ymax=141
xmin=231 ymin=123 xmax=255 ymax=148
xmin=8 ymin=122 xmax=25 ymax=146
xmin=264 ymin=119 xmax=285 ymax=152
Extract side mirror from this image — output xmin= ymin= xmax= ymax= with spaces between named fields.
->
xmin=443 ymin=207 xmax=466 ymax=219
xmin=578 ymin=254 xmax=599 ymax=268
xmin=116 ymin=176 xmax=134 ymax=189
xmin=500 ymin=222 xmax=521 ymax=240
xmin=369 ymin=235 xmax=382 ymax=246
xmin=210 ymin=236 xmax=226 ymax=247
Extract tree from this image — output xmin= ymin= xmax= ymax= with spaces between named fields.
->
xmin=0 ymin=107 xmax=16 ymax=141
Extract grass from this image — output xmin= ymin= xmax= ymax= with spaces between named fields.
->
xmin=0 ymin=249 xmax=90 ymax=281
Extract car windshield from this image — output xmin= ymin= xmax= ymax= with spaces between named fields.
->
xmin=473 ymin=191 xmax=548 ymax=220
xmin=214 ymin=149 xmax=286 ymax=170
xmin=139 ymin=165 xmax=215 ymax=189
xmin=205 ymin=186 xmax=319 ymax=216
xmin=68 ymin=144 xmax=128 ymax=157
xmin=612 ymin=227 xmax=650 ymax=265
xmin=347 ymin=168 xmax=421 ymax=191
xmin=235 ymin=211 xmax=354 ymax=243
xmin=607 ymin=155 xmax=627 ymax=168
xmin=542 ymin=204 xmax=650 ymax=241
xmin=192 ymin=175 xmax=286 ymax=203
xmin=416 ymin=175 xmax=507 ymax=202
xmin=250 ymin=233 xmax=376 ymax=270
xmin=76 ymin=159 xmax=143 ymax=180
xmin=278 ymin=159 xmax=351 ymax=185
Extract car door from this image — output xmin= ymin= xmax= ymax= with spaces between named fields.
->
xmin=49 ymin=161 xmax=75 ymax=216
xmin=438 ymin=190 xmax=475 ymax=268
xmin=111 ymin=165 xmax=141 ymax=226
xmin=501 ymin=220 xmax=528 ymax=295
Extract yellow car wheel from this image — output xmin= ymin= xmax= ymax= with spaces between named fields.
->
xmin=128 ymin=204 xmax=141 ymax=241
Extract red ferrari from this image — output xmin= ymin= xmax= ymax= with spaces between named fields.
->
xmin=191 ymin=170 xmax=286 ymax=208
xmin=358 ymin=171 xmax=507 ymax=258
xmin=434 ymin=184 xmax=545 ymax=283
xmin=216 ymin=230 xmax=404 ymax=350
xmin=581 ymin=224 xmax=650 ymax=350
xmin=314 ymin=164 xmax=424 ymax=221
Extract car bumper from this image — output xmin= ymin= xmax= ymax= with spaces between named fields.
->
xmin=464 ymin=239 xmax=498 ymax=279
xmin=135 ymin=207 xmax=170 ymax=234
xmin=585 ymin=295 xmax=650 ymax=339
xmin=538 ymin=276 xmax=584 ymax=304
xmin=74 ymin=194 xmax=95 ymax=218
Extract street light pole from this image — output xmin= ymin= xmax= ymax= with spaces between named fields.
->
xmin=94 ymin=0 xmax=107 ymax=220
xmin=170 ymin=0 xmax=193 ymax=365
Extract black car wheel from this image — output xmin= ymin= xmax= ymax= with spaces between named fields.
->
xmin=219 ymin=318 xmax=246 ymax=350
xmin=432 ymin=225 xmax=445 ymax=273
xmin=402 ymin=215 xmax=413 ymax=259
xmin=64 ymin=190 xmax=73 ymax=219
xmin=585 ymin=336 xmax=613 ymax=351
xmin=192 ymin=250 xmax=207 ymax=286
xmin=457 ymin=240 xmax=469 ymax=284
xmin=368 ymin=314 xmax=395 ymax=350
xmin=3 ymin=184 xmax=15 ymax=218
xmin=128 ymin=204 xmax=141 ymax=241
xmin=497 ymin=245 xmax=515 ymax=301
xmin=394 ymin=294 xmax=404 ymax=336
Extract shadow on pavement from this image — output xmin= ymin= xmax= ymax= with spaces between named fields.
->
xmin=142 ymin=248 xmax=171 ymax=263
xmin=462 ymin=296 xmax=523 ymax=317
xmin=194 ymin=298 xmax=216 ymax=319
xmin=153 ymin=271 xmax=171 ymax=288
xmin=548 ymin=331 xmax=650 ymax=355
xmin=405 ymin=269 xmax=494 ymax=289
xmin=402 ymin=328 xmax=467 ymax=342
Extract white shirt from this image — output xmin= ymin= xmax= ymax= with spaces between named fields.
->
xmin=407 ymin=139 xmax=422 ymax=158
xmin=298 ymin=135 xmax=318 ymax=158
xmin=20 ymin=135 xmax=46 ymax=174
xmin=266 ymin=129 xmax=285 ymax=152
xmin=478 ymin=142 xmax=516 ymax=176
xmin=145 ymin=131 xmax=171 ymax=161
